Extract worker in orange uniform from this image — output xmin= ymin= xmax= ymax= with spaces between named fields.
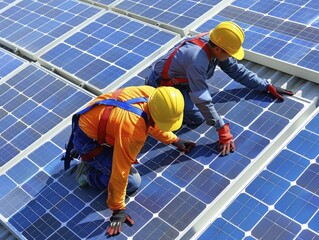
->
xmin=61 ymin=86 xmax=195 ymax=236
xmin=146 ymin=21 xmax=294 ymax=156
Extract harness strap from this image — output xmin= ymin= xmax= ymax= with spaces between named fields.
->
xmin=161 ymin=32 xmax=211 ymax=86
xmin=62 ymin=90 xmax=149 ymax=169
xmin=98 ymin=89 xmax=122 ymax=145
xmin=97 ymin=98 xmax=148 ymax=146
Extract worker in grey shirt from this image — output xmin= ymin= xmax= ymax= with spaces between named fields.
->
xmin=145 ymin=21 xmax=293 ymax=155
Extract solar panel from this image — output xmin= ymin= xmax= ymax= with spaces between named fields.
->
xmin=0 ymin=0 xmax=17 ymax=10
xmin=1 ymin=0 xmax=318 ymax=239
xmin=38 ymin=11 xmax=179 ymax=94
xmin=0 ymin=0 xmax=102 ymax=59
xmin=112 ymin=0 xmax=224 ymax=35
xmin=0 ymin=48 xmax=26 ymax=80
xmin=0 ymin=62 xmax=93 ymax=168
xmin=1 ymin=59 xmax=313 ymax=239
xmin=196 ymin=108 xmax=319 ymax=240
xmin=193 ymin=0 xmax=319 ymax=83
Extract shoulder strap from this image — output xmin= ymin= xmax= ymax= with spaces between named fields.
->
xmin=97 ymin=90 xmax=149 ymax=145
xmin=61 ymin=91 xmax=149 ymax=170
xmin=189 ymin=38 xmax=211 ymax=59
xmin=97 ymin=89 xmax=123 ymax=145
xmin=161 ymin=32 xmax=211 ymax=85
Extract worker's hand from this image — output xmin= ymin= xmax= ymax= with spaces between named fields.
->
xmin=218 ymin=123 xmax=235 ymax=155
xmin=172 ymin=138 xmax=196 ymax=153
xmin=107 ymin=210 xmax=134 ymax=236
xmin=267 ymin=84 xmax=294 ymax=101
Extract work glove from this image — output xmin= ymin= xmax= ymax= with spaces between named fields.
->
xmin=107 ymin=210 xmax=134 ymax=236
xmin=172 ymin=138 xmax=196 ymax=153
xmin=267 ymin=84 xmax=294 ymax=101
xmin=218 ymin=123 xmax=235 ymax=155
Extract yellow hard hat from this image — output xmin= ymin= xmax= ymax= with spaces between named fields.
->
xmin=209 ymin=21 xmax=245 ymax=60
xmin=148 ymin=87 xmax=184 ymax=132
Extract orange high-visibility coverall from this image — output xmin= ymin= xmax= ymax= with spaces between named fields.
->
xmin=79 ymin=86 xmax=178 ymax=210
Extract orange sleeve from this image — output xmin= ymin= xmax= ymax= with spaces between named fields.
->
xmin=78 ymin=86 xmax=178 ymax=210
xmin=107 ymin=133 xmax=146 ymax=210
xmin=148 ymin=125 xmax=178 ymax=144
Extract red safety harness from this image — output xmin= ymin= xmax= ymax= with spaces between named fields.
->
xmin=98 ymin=89 xmax=122 ymax=147
xmin=160 ymin=32 xmax=212 ymax=86
xmin=61 ymin=89 xmax=149 ymax=169
xmin=81 ymin=89 xmax=123 ymax=161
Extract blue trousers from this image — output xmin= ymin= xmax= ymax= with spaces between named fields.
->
xmin=146 ymin=71 xmax=205 ymax=125
xmin=73 ymin=122 xmax=141 ymax=193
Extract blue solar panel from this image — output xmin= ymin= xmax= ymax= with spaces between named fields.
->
xmin=113 ymin=0 xmax=223 ymax=30
xmin=0 ymin=0 xmax=318 ymax=239
xmin=288 ymin=130 xmax=319 ymax=159
xmin=198 ymin=218 xmax=246 ymax=240
xmin=117 ymin=64 xmax=316 ymax=239
xmin=0 ymin=48 xmax=26 ymax=79
xmin=252 ymin=210 xmax=301 ymax=239
xmin=1 ymin=63 xmax=311 ymax=239
xmin=198 ymin=109 xmax=319 ymax=239
xmin=0 ymin=0 xmax=101 ymax=56
xmin=246 ymin=170 xmax=291 ymax=205
xmin=39 ymin=11 xmax=178 ymax=92
xmin=0 ymin=63 xmax=93 ymax=167
xmin=194 ymin=1 xmax=319 ymax=76
xmin=0 ymin=0 xmax=16 ymax=9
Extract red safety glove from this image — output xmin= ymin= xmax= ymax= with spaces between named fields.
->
xmin=267 ymin=84 xmax=294 ymax=101
xmin=107 ymin=210 xmax=134 ymax=236
xmin=172 ymin=138 xmax=196 ymax=153
xmin=218 ymin=123 xmax=235 ymax=155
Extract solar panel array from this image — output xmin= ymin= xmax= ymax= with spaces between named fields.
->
xmin=38 ymin=11 xmax=179 ymax=93
xmin=0 ymin=48 xmax=26 ymax=80
xmin=196 ymin=109 xmax=319 ymax=240
xmin=0 ymin=53 xmax=94 ymax=169
xmin=0 ymin=0 xmax=318 ymax=239
xmin=0 ymin=0 xmax=102 ymax=59
xmin=1 ymin=55 xmax=314 ymax=239
xmin=112 ymin=0 xmax=224 ymax=34
xmin=194 ymin=0 xmax=319 ymax=83
xmin=120 ymin=64 xmax=318 ymax=239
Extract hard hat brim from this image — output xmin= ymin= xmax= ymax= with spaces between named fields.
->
xmin=230 ymin=46 xmax=245 ymax=60
xmin=157 ymin=113 xmax=184 ymax=132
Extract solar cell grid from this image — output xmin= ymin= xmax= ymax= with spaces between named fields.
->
xmin=252 ymin=210 xmax=301 ymax=239
xmin=0 ymin=49 xmax=25 ymax=79
xmin=113 ymin=0 xmax=223 ymax=31
xmin=1 ymin=63 xmax=311 ymax=239
xmin=0 ymin=63 xmax=93 ymax=168
xmin=0 ymin=0 xmax=101 ymax=56
xmin=112 ymin=63 xmax=315 ymax=239
xmin=39 ymin=11 xmax=178 ymax=92
xmin=0 ymin=0 xmax=16 ymax=9
xmin=0 ymin=0 xmax=318 ymax=239
xmin=194 ymin=1 xmax=319 ymax=80
xmin=198 ymin=110 xmax=319 ymax=239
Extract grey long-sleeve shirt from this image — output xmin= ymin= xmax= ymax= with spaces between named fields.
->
xmin=151 ymin=35 xmax=269 ymax=129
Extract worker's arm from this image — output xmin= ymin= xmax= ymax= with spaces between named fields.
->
xmin=219 ymin=57 xmax=269 ymax=91
xmin=219 ymin=58 xmax=294 ymax=100
xmin=107 ymin=135 xmax=144 ymax=235
xmin=190 ymin=93 xmax=234 ymax=155
xmin=187 ymin=64 xmax=235 ymax=155
xmin=148 ymin=126 xmax=178 ymax=144
xmin=149 ymin=126 xmax=196 ymax=152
